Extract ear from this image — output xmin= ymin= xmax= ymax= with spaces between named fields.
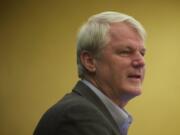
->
xmin=80 ymin=51 xmax=96 ymax=73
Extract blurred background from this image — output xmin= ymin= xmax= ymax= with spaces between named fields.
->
xmin=1 ymin=0 xmax=180 ymax=135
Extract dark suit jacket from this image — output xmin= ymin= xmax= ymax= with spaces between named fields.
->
xmin=34 ymin=81 xmax=120 ymax=135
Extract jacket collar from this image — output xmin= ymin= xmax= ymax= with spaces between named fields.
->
xmin=72 ymin=80 xmax=119 ymax=131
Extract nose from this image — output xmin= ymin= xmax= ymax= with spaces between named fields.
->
xmin=132 ymin=53 xmax=145 ymax=68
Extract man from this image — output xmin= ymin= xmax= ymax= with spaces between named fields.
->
xmin=34 ymin=11 xmax=146 ymax=135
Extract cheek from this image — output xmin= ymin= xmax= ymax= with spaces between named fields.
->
xmin=113 ymin=61 xmax=130 ymax=74
xmin=111 ymin=65 xmax=128 ymax=82
xmin=96 ymin=63 xmax=111 ymax=79
xmin=112 ymin=56 xmax=131 ymax=67
xmin=111 ymin=64 xmax=132 ymax=85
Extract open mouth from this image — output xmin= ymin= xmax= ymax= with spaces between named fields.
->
xmin=128 ymin=74 xmax=141 ymax=80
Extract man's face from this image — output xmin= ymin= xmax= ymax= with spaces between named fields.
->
xmin=94 ymin=22 xmax=146 ymax=102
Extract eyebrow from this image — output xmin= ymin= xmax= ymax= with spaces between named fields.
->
xmin=120 ymin=44 xmax=146 ymax=51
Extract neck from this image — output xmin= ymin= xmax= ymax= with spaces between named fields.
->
xmin=83 ymin=77 xmax=131 ymax=108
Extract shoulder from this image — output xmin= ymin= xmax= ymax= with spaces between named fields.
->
xmin=37 ymin=92 xmax=102 ymax=122
xmin=53 ymin=93 xmax=114 ymax=134
xmin=34 ymin=92 xmax=112 ymax=134
xmin=47 ymin=92 xmax=103 ymax=119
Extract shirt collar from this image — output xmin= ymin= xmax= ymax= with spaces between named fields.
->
xmin=81 ymin=79 xmax=133 ymax=132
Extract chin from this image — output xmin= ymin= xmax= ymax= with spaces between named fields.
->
xmin=131 ymin=88 xmax=142 ymax=96
xmin=125 ymin=87 xmax=142 ymax=97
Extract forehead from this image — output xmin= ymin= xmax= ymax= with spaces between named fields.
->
xmin=107 ymin=22 xmax=144 ymax=49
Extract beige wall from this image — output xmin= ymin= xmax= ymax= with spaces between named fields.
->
xmin=1 ymin=0 xmax=180 ymax=135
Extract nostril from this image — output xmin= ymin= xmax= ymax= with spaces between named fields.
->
xmin=132 ymin=60 xmax=145 ymax=68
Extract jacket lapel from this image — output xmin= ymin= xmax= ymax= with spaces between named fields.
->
xmin=72 ymin=81 xmax=119 ymax=132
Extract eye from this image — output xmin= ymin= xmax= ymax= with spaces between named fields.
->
xmin=118 ymin=49 xmax=132 ymax=56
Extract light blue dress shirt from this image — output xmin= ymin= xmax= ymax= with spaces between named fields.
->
xmin=82 ymin=79 xmax=132 ymax=135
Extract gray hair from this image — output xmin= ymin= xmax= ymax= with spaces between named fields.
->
xmin=76 ymin=11 xmax=146 ymax=78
